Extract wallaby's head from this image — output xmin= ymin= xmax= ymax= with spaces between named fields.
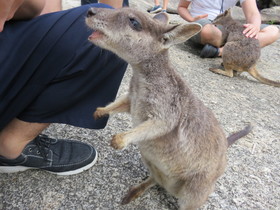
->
xmin=212 ymin=8 xmax=233 ymax=26
xmin=86 ymin=7 xmax=201 ymax=64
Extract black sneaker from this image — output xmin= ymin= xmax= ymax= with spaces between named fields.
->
xmin=200 ymin=44 xmax=220 ymax=58
xmin=0 ymin=135 xmax=97 ymax=175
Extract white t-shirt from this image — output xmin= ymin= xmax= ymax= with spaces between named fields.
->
xmin=187 ymin=0 xmax=246 ymax=20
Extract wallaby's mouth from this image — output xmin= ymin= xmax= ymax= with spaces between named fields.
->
xmin=88 ymin=30 xmax=104 ymax=40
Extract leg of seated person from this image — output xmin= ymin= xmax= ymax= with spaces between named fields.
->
xmin=40 ymin=0 xmax=62 ymax=15
xmin=200 ymin=23 xmax=224 ymax=47
xmin=99 ymin=0 xmax=124 ymax=8
xmin=13 ymin=0 xmax=46 ymax=19
xmin=0 ymin=119 xmax=49 ymax=159
xmin=258 ymin=25 xmax=280 ymax=48
xmin=199 ymin=23 xmax=224 ymax=58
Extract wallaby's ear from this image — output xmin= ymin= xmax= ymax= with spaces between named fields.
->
xmin=224 ymin=8 xmax=231 ymax=16
xmin=161 ymin=23 xmax=202 ymax=48
xmin=153 ymin=12 xmax=169 ymax=25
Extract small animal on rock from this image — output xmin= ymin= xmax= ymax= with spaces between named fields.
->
xmin=209 ymin=8 xmax=280 ymax=87
xmin=86 ymin=7 xmax=252 ymax=210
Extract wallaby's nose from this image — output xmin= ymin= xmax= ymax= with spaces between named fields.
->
xmin=87 ymin=8 xmax=96 ymax=17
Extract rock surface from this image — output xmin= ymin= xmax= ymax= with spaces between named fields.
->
xmin=1 ymin=1 xmax=279 ymax=210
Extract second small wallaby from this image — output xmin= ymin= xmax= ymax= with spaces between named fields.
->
xmin=210 ymin=8 xmax=280 ymax=87
xmin=86 ymin=7 xmax=252 ymax=210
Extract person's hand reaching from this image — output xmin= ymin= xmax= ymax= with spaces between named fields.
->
xmin=243 ymin=23 xmax=260 ymax=39
xmin=192 ymin=14 xmax=208 ymax=21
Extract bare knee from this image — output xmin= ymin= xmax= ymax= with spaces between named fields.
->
xmin=200 ymin=24 xmax=223 ymax=47
xmin=259 ymin=25 xmax=280 ymax=47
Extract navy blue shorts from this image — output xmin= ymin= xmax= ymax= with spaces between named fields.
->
xmin=0 ymin=4 xmax=128 ymax=130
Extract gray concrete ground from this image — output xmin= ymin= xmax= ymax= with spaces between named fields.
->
xmin=1 ymin=0 xmax=279 ymax=209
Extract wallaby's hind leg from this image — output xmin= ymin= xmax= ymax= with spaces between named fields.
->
xmin=122 ymin=177 xmax=156 ymax=205
xmin=94 ymin=94 xmax=130 ymax=119
xmin=209 ymin=67 xmax=234 ymax=77
xmin=178 ymin=184 xmax=215 ymax=210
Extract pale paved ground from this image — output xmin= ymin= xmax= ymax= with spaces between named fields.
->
xmin=1 ymin=0 xmax=279 ymax=209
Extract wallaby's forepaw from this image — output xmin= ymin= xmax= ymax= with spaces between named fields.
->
xmin=93 ymin=107 xmax=108 ymax=119
xmin=111 ymin=133 xmax=126 ymax=150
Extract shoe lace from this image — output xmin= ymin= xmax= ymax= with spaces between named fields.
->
xmin=34 ymin=134 xmax=52 ymax=160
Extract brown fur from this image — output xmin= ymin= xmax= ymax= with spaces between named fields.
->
xmin=86 ymin=7 xmax=252 ymax=210
xmin=210 ymin=8 xmax=280 ymax=87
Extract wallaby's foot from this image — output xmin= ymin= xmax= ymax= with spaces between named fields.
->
xmin=121 ymin=177 xmax=156 ymax=205
xmin=93 ymin=107 xmax=108 ymax=119
xmin=111 ymin=133 xmax=126 ymax=150
xmin=233 ymin=70 xmax=241 ymax=76
xmin=209 ymin=68 xmax=234 ymax=77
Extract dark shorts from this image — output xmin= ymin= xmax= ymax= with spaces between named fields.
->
xmin=190 ymin=18 xmax=269 ymax=44
xmin=0 ymin=4 xmax=128 ymax=130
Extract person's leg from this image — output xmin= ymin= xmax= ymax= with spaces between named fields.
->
xmin=199 ymin=23 xmax=280 ymax=58
xmin=189 ymin=19 xmax=223 ymax=58
xmin=200 ymin=24 xmax=224 ymax=47
xmin=150 ymin=0 xmax=162 ymax=13
xmin=258 ymin=25 xmax=280 ymax=48
xmin=154 ymin=0 xmax=160 ymax=6
xmin=13 ymin=0 xmax=46 ymax=19
xmin=0 ymin=119 xmax=49 ymax=159
xmin=99 ymin=0 xmax=123 ymax=8
xmin=162 ymin=0 xmax=169 ymax=11
xmin=40 ymin=0 xmax=62 ymax=15
xmin=199 ymin=24 xmax=224 ymax=58
xmin=0 ymin=3 xmax=124 ymax=175
xmin=81 ymin=0 xmax=128 ymax=8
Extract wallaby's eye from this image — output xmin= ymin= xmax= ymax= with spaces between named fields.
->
xmin=129 ymin=18 xmax=142 ymax=31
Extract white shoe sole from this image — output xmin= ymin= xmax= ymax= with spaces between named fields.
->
xmin=0 ymin=151 xmax=98 ymax=176
xmin=150 ymin=8 xmax=162 ymax=14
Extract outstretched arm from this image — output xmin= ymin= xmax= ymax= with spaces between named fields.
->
xmin=241 ymin=0 xmax=261 ymax=39
xmin=177 ymin=0 xmax=208 ymax=22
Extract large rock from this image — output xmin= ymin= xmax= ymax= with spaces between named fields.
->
xmin=260 ymin=6 xmax=280 ymax=23
xmin=231 ymin=6 xmax=280 ymax=24
xmin=257 ymin=0 xmax=280 ymax=9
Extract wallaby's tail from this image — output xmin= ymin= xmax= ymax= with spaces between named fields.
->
xmin=227 ymin=124 xmax=253 ymax=147
xmin=248 ymin=67 xmax=280 ymax=87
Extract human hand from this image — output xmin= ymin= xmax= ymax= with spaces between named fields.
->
xmin=243 ymin=23 xmax=260 ymax=39
xmin=0 ymin=0 xmax=24 ymax=32
xmin=192 ymin=14 xmax=208 ymax=21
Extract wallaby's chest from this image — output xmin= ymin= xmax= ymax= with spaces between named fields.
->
xmin=128 ymin=70 xmax=180 ymax=126
xmin=128 ymin=75 xmax=164 ymax=125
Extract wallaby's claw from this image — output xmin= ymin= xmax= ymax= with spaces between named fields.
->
xmin=111 ymin=134 xmax=126 ymax=150
xmin=93 ymin=107 xmax=107 ymax=119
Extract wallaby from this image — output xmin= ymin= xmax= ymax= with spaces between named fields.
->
xmin=86 ymin=7 xmax=252 ymax=210
xmin=210 ymin=8 xmax=280 ymax=87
